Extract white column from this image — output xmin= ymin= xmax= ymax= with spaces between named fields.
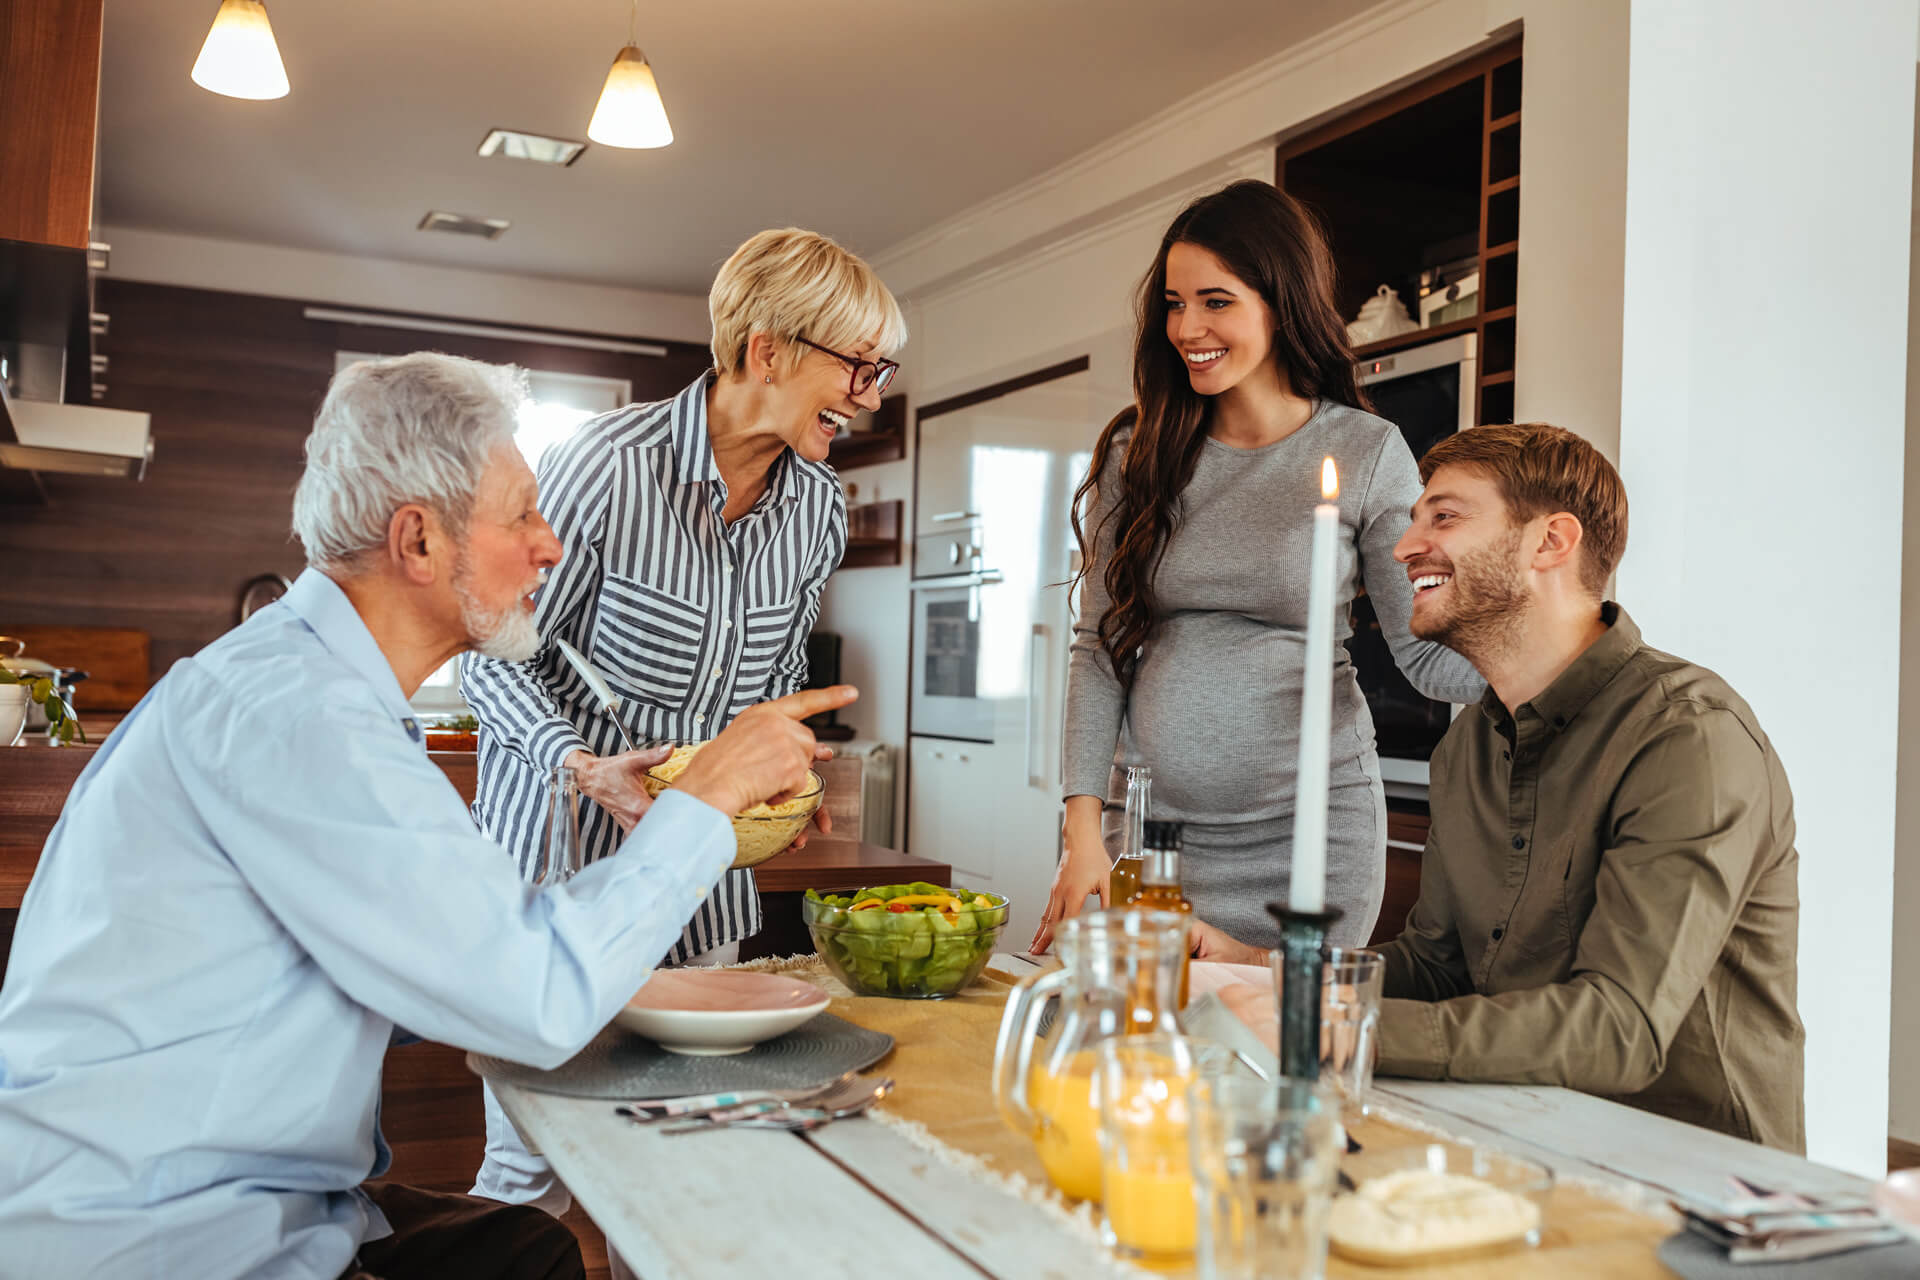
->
xmin=1617 ymin=0 xmax=1918 ymax=1177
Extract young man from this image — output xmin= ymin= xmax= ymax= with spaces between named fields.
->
xmin=1201 ymin=423 xmax=1803 ymax=1151
xmin=0 ymin=352 xmax=858 ymax=1278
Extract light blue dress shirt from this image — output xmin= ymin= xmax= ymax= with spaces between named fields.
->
xmin=0 ymin=570 xmax=734 ymax=1279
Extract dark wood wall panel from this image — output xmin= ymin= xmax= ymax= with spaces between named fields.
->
xmin=0 ymin=279 xmax=712 ymax=680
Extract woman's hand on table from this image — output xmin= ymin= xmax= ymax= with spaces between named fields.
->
xmin=564 ymin=745 xmax=675 ymax=833
xmin=1189 ymin=918 xmax=1273 ymax=967
xmin=1030 ymin=797 xmax=1112 ymax=954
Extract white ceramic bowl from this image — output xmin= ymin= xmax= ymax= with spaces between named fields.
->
xmin=0 ymin=685 xmax=29 ymax=747
xmin=613 ymin=968 xmax=830 ymax=1056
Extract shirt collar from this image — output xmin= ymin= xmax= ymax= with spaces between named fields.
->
xmin=669 ymin=372 xmax=722 ymax=484
xmin=671 ymin=370 xmax=839 ymax=507
xmin=1480 ymin=602 xmax=1642 ymax=736
xmin=280 ymin=569 xmax=426 ymax=745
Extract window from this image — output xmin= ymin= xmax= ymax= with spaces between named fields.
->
xmin=332 ymin=353 xmax=632 ymax=710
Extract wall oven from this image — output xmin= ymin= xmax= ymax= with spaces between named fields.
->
xmin=1348 ymin=332 xmax=1476 ymax=791
xmin=910 ymin=521 xmax=1002 ymax=742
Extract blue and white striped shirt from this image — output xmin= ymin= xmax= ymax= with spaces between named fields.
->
xmin=461 ymin=373 xmax=848 ymax=959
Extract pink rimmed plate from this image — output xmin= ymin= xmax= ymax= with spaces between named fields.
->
xmin=613 ymin=969 xmax=830 ymax=1056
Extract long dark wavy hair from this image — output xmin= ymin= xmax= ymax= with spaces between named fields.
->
xmin=1072 ymin=179 xmax=1368 ymax=691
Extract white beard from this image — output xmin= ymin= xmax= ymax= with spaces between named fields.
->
xmin=455 ymin=572 xmax=541 ymax=661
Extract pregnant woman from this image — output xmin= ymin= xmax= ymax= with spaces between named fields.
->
xmin=1033 ymin=180 xmax=1481 ymax=953
xmin=461 ymin=227 xmax=906 ymax=1219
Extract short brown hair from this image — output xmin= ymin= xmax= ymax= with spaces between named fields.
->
xmin=1418 ymin=424 xmax=1628 ymax=596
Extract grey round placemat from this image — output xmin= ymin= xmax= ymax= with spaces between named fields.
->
xmin=468 ymin=1012 xmax=894 ymax=1100
xmin=1658 ymin=1231 xmax=1920 ymax=1279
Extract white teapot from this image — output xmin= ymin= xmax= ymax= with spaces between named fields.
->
xmin=1345 ymin=285 xmax=1419 ymax=347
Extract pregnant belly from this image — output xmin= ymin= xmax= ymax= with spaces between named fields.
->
xmin=1125 ymin=618 xmax=1366 ymax=820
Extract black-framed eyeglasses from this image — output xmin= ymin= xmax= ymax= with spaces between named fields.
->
xmin=796 ymin=336 xmax=900 ymax=397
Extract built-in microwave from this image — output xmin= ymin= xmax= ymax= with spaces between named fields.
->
xmin=1348 ymin=332 xmax=1477 ymax=793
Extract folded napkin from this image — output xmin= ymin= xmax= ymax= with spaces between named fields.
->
xmin=1659 ymin=1229 xmax=1920 ymax=1277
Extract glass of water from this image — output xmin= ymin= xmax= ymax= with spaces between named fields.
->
xmin=1319 ymin=947 xmax=1384 ymax=1115
xmin=1188 ymin=1071 xmax=1342 ymax=1280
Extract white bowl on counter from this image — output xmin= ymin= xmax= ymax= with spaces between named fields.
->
xmin=0 ymin=685 xmax=29 ymax=747
xmin=613 ymin=968 xmax=830 ymax=1055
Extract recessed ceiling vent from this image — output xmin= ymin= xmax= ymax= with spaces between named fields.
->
xmin=417 ymin=210 xmax=511 ymax=240
xmin=478 ymin=128 xmax=588 ymax=166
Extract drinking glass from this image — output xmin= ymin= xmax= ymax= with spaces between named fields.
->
xmin=1188 ymin=1072 xmax=1342 ymax=1280
xmin=1096 ymin=1032 xmax=1201 ymax=1264
xmin=1320 ymin=947 xmax=1383 ymax=1114
xmin=533 ymin=765 xmax=585 ymax=887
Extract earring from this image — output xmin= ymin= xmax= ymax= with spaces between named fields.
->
xmin=764 ymin=375 xmax=773 ymax=384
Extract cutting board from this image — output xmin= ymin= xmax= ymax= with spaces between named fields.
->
xmin=0 ymin=625 xmax=150 ymax=710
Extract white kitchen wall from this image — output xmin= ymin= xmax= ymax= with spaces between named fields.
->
xmin=1615 ymin=0 xmax=1916 ymax=1178
xmin=1895 ymin=95 xmax=1920 ymax=1151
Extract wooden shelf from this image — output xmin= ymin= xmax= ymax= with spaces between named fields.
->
xmin=1352 ymin=315 xmax=1479 ymax=361
xmin=1484 ymin=240 xmax=1518 ymax=260
xmin=1480 ymin=370 xmax=1516 ymax=387
xmin=840 ymin=498 xmax=903 ymax=569
xmin=1488 ymin=110 xmax=1521 ymax=132
xmin=1486 ymin=176 xmax=1519 ymax=196
xmin=828 ymin=395 xmax=907 ymax=470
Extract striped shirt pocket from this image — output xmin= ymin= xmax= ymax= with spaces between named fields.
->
xmin=595 ymin=573 xmax=709 ymax=709
xmin=734 ymin=598 xmax=799 ymax=700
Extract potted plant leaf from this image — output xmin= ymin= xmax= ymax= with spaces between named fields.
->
xmin=0 ymin=638 xmax=85 ymax=746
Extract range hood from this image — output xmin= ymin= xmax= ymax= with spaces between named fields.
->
xmin=0 ymin=383 xmax=152 ymax=479
xmin=0 ymin=238 xmax=152 ymax=480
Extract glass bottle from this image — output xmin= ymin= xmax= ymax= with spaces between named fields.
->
xmin=533 ymin=765 xmax=585 ymax=887
xmin=1109 ymin=765 xmax=1151 ymax=906
xmin=1130 ymin=820 xmax=1193 ymax=1009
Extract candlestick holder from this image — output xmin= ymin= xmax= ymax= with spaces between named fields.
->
xmin=1265 ymin=902 xmax=1344 ymax=1083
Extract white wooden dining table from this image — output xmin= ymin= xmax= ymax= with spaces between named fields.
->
xmin=477 ymin=953 xmax=1879 ymax=1280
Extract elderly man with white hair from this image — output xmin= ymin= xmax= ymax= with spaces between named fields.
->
xmin=0 ymin=352 xmax=856 ymax=1280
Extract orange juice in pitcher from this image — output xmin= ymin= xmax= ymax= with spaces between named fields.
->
xmin=991 ymin=909 xmax=1189 ymax=1203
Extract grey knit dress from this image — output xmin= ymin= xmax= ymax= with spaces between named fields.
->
xmin=1062 ymin=401 xmax=1484 ymax=947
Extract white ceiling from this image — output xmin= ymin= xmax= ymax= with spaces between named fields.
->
xmin=99 ymin=0 xmax=1358 ymax=294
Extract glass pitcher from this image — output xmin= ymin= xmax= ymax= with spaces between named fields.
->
xmin=532 ymin=765 xmax=585 ymax=887
xmin=991 ymin=908 xmax=1189 ymax=1201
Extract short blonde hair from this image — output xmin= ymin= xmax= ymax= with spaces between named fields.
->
xmin=709 ymin=228 xmax=908 ymax=376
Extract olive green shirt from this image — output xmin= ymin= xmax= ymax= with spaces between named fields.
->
xmin=1375 ymin=605 xmax=1805 ymax=1152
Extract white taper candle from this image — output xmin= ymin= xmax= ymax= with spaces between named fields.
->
xmin=1288 ymin=456 xmax=1340 ymax=913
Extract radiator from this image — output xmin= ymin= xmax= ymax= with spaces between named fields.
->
xmin=839 ymin=740 xmax=895 ymax=848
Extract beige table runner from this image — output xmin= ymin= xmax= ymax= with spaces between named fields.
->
xmin=743 ymin=957 xmax=1679 ymax=1278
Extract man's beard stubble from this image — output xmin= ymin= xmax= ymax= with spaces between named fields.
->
xmin=1412 ymin=526 xmax=1531 ymax=669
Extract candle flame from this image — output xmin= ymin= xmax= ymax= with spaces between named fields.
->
xmin=1321 ymin=457 xmax=1339 ymax=501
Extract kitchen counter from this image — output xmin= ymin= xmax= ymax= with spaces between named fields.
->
xmin=2 ymin=741 xmax=945 ymax=916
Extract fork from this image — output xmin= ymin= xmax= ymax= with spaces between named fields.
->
xmin=661 ymin=1076 xmax=894 ymax=1135
xmin=614 ymin=1070 xmax=859 ymax=1124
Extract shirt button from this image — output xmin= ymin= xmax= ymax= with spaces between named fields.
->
xmin=1511 ymin=834 xmax=1526 ymax=850
xmin=723 ymin=620 xmax=734 ymax=630
xmin=1492 ymin=927 xmax=1505 ymax=941
xmin=694 ymin=713 xmax=706 ymax=725
xmin=712 ymin=664 xmax=724 ymax=678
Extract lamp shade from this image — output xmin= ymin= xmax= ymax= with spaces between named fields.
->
xmin=190 ymin=0 xmax=290 ymax=100
xmin=586 ymin=45 xmax=673 ymax=149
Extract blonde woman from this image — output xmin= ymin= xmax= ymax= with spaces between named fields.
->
xmin=461 ymin=228 xmax=906 ymax=1217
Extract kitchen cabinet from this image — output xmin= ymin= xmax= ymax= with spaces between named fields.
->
xmin=908 ymin=738 xmax=990 ymax=882
xmin=0 ymin=0 xmax=104 ymax=250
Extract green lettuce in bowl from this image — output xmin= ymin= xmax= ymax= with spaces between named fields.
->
xmin=802 ymin=882 xmax=1010 ymax=999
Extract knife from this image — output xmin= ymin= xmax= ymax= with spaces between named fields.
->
xmin=554 ymin=639 xmax=640 ymax=752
